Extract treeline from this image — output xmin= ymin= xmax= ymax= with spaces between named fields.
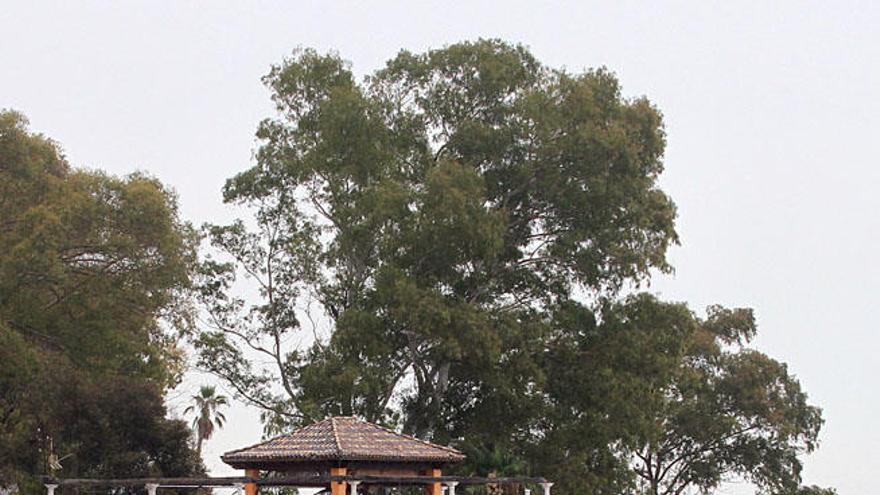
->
xmin=1 ymin=40 xmax=834 ymax=495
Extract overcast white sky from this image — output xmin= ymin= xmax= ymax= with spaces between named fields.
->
xmin=3 ymin=1 xmax=878 ymax=493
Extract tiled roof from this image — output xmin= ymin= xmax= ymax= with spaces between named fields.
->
xmin=222 ymin=416 xmax=465 ymax=465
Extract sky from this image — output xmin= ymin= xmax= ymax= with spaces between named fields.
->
xmin=2 ymin=1 xmax=878 ymax=493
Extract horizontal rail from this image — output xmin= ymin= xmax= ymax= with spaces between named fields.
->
xmin=43 ymin=475 xmax=548 ymax=488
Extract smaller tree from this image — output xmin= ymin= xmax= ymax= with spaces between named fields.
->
xmin=627 ymin=303 xmax=824 ymax=495
xmin=184 ymin=386 xmax=228 ymax=455
xmin=537 ymin=295 xmax=826 ymax=495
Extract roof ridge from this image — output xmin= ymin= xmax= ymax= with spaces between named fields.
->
xmin=352 ymin=416 xmax=464 ymax=455
xmin=330 ymin=416 xmax=343 ymax=456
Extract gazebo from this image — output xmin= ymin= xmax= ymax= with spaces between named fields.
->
xmin=43 ymin=416 xmax=551 ymax=495
xmin=222 ymin=416 xmax=465 ymax=495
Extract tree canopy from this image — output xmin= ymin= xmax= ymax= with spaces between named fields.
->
xmin=197 ymin=39 xmax=676 ymax=432
xmin=195 ymin=40 xmax=829 ymax=494
xmin=538 ymin=295 xmax=823 ymax=495
xmin=0 ymin=39 xmax=833 ymax=495
xmin=0 ymin=110 xmax=202 ymax=492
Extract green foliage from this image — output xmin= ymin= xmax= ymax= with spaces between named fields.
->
xmin=195 ymin=41 xmax=827 ymax=495
xmin=0 ymin=111 xmax=196 ymax=385
xmin=539 ymin=294 xmax=823 ymax=495
xmin=0 ymin=110 xmax=202 ymax=490
xmin=197 ymin=39 xmax=676 ymax=435
xmin=30 ymin=359 xmax=202 ymax=479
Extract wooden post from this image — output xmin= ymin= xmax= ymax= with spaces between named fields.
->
xmin=331 ymin=466 xmax=348 ymax=495
xmin=245 ymin=468 xmax=260 ymax=495
xmin=424 ymin=468 xmax=442 ymax=495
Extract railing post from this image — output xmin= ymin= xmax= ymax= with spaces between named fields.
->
xmin=45 ymin=484 xmax=59 ymax=495
xmin=348 ymin=480 xmax=360 ymax=495
xmin=444 ymin=481 xmax=459 ymax=495
xmin=541 ymin=482 xmax=553 ymax=495
xmin=145 ymin=484 xmax=159 ymax=495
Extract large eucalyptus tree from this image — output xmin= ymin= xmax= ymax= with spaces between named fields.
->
xmin=196 ymin=39 xmax=676 ymax=436
xmin=195 ymin=41 xmax=827 ymax=495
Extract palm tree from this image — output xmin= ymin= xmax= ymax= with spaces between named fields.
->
xmin=184 ymin=385 xmax=228 ymax=455
xmin=462 ymin=444 xmax=526 ymax=495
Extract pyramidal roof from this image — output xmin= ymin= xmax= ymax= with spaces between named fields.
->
xmin=222 ymin=416 xmax=465 ymax=466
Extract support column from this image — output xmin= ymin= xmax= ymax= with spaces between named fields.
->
xmin=331 ymin=465 xmax=348 ymax=495
xmin=45 ymin=484 xmax=59 ymax=495
xmin=145 ymin=484 xmax=159 ymax=495
xmin=540 ymin=482 xmax=553 ymax=495
xmin=348 ymin=480 xmax=360 ymax=495
xmin=444 ymin=481 xmax=459 ymax=495
xmin=424 ymin=468 xmax=442 ymax=495
xmin=245 ymin=468 xmax=260 ymax=495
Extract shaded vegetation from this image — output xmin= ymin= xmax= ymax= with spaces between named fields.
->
xmin=0 ymin=111 xmax=202 ymax=492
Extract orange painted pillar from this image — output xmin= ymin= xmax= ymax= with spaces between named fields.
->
xmin=245 ymin=468 xmax=260 ymax=495
xmin=331 ymin=466 xmax=348 ymax=495
xmin=424 ymin=468 xmax=442 ymax=495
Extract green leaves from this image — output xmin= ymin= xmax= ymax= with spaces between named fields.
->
xmin=199 ymin=39 xmax=676 ymax=438
xmin=0 ymin=112 xmax=196 ymax=384
xmin=0 ymin=111 xmax=202 ymax=488
xmin=535 ymin=295 xmax=824 ymax=495
xmin=194 ymin=41 xmax=826 ymax=495
xmin=630 ymin=306 xmax=819 ymax=495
